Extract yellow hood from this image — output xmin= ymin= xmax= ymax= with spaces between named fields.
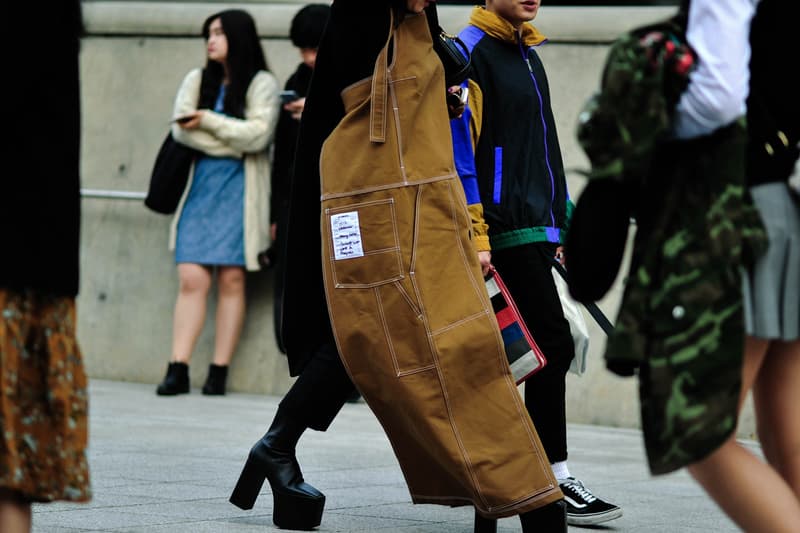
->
xmin=468 ymin=6 xmax=547 ymax=47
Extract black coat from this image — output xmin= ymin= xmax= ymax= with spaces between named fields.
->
xmin=280 ymin=0 xmax=411 ymax=375
xmin=269 ymin=63 xmax=313 ymax=354
xmin=270 ymin=62 xmax=313 ymax=229
xmin=746 ymin=0 xmax=800 ymax=186
xmin=3 ymin=2 xmax=83 ymax=296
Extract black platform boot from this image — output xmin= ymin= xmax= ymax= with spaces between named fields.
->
xmin=519 ymin=500 xmax=567 ymax=533
xmin=474 ymin=509 xmax=497 ymax=533
xmin=229 ymin=407 xmax=325 ymax=530
xmin=155 ymin=362 xmax=189 ymax=395
xmin=201 ymin=364 xmax=228 ymax=395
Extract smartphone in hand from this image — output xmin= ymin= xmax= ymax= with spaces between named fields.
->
xmin=169 ymin=115 xmax=194 ymax=124
xmin=447 ymin=86 xmax=469 ymax=108
xmin=280 ymin=90 xmax=300 ymax=104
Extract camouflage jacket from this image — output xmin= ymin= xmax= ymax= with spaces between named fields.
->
xmin=606 ymin=121 xmax=767 ymax=475
xmin=576 ymin=13 xmax=694 ymax=184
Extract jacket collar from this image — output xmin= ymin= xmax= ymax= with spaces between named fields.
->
xmin=468 ymin=6 xmax=547 ymax=47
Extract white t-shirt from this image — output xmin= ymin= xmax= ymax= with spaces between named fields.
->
xmin=672 ymin=0 xmax=757 ymax=139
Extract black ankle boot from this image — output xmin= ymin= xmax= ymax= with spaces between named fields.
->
xmin=519 ymin=500 xmax=567 ymax=533
xmin=155 ymin=362 xmax=189 ymax=395
xmin=474 ymin=509 xmax=497 ymax=533
xmin=202 ymin=364 xmax=228 ymax=395
xmin=229 ymin=408 xmax=325 ymax=530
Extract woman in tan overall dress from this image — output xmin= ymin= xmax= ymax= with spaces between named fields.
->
xmin=230 ymin=1 xmax=564 ymax=530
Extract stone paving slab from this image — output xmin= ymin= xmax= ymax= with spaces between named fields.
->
xmin=31 ymin=379 xmax=748 ymax=532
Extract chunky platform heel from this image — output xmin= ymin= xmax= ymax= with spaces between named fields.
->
xmin=273 ymin=488 xmax=325 ymax=530
xmin=229 ymin=408 xmax=325 ymax=530
xmin=229 ymin=454 xmax=267 ymax=510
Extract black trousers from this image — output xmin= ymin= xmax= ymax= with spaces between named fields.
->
xmin=279 ymin=340 xmax=357 ymax=431
xmin=491 ymin=242 xmax=575 ymax=464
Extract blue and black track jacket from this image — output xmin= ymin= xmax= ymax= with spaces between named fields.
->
xmin=451 ymin=7 xmax=573 ymax=252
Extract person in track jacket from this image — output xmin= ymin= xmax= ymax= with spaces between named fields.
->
xmin=450 ymin=1 xmax=622 ymax=526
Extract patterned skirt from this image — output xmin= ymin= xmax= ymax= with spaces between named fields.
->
xmin=0 ymin=288 xmax=91 ymax=502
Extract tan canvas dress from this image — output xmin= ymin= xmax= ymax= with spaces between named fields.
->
xmin=320 ymin=11 xmax=561 ymax=518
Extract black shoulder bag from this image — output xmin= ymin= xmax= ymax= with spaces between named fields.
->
xmin=144 ymin=132 xmax=198 ymax=215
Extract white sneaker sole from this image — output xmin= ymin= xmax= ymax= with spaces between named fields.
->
xmin=566 ymin=507 xmax=623 ymax=526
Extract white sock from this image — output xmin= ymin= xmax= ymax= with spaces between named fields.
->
xmin=551 ymin=461 xmax=571 ymax=481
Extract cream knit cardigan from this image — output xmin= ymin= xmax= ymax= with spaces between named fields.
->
xmin=169 ymin=68 xmax=280 ymax=271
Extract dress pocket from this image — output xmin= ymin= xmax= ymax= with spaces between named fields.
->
xmin=324 ymin=198 xmax=403 ymax=288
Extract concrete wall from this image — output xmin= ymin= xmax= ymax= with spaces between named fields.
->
xmin=78 ymin=1 xmax=756 ymax=437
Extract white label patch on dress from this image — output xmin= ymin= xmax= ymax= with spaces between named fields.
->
xmin=331 ymin=211 xmax=364 ymax=260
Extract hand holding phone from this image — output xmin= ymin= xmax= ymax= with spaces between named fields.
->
xmin=447 ymin=86 xmax=469 ymax=108
xmin=170 ymin=112 xmax=202 ymax=129
xmin=280 ymin=90 xmax=300 ymax=104
xmin=446 ymin=86 xmax=469 ymax=119
xmin=282 ymin=92 xmax=306 ymax=120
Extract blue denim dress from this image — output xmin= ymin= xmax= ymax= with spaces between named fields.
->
xmin=175 ymin=86 xmax=245 ymax=266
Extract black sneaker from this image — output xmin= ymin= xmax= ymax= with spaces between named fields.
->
xmin=558 ymin=477 xmax=622 ymax=526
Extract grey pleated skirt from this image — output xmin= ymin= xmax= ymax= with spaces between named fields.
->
xmin=742 ymin=182 xmax=800 ymax=340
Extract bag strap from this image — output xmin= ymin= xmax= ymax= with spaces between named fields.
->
xmin=551 ymin=260 xmax=615 ymax=336
xmin=426 ymin=3 xmax=471 ymax=87
xmin=370 ymin=8 xmax=394 ymax=144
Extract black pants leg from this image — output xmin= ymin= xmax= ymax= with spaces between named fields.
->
xmin=491 ymin=242 xmax=574 ymax=464
xmin=279 ymin=341 xmax=358 ymax=431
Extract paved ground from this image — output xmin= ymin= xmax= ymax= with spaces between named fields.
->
xmin=32 ymin=379 xmax=752 ymax=532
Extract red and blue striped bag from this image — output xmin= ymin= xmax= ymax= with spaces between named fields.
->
xmin=485 ymin=266 xmax=547 ymax=384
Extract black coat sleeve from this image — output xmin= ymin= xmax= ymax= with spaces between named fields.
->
xmin=270 ymin=70 xmax=301 ymax=227
xmin=280 ymin=0 xmax=398 ymax=371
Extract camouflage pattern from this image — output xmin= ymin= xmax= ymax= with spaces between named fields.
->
xmin=576 ymin=13 xmax=695 ymax=184
xmin=574 ymin=6 xmax=768 ymax=475
xmin=605 ymin=122 xmax=767 ymax=475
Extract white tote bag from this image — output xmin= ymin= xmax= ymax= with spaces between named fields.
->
xmin=552 ymin=266 xmax=590 ymax=376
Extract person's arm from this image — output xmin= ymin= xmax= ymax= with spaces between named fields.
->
xmin=451 ymin=80 xmax=490 ymax=252
xmin=292 ymin=0 xmax=393 ymax=187
xmin=672 ymin=0 xmax=755 ymax=139
xmin=171 ymin=69 xmax=241 ymax=157
xmin=450 ymin=79 xmax=493 ymax=274
xmin=270 ymin=104 xmax=297 ymax=226
xmin=199 ymin=71 xmax=281 ymax=153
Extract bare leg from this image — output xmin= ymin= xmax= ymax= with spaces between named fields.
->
xmin=212 ymin=266 xmax=246 ymax=366
xmin=688 ymin=437 xmax=800 ymax=532
xmin=0 ymin=491 xmax=31 ymax=533
xmin=686 ymin=336 xmax=800 ymax=530
xmin=171 ymin=263 xmax=212 ymax=363
xmin=753 ymin=339 xmax=800 ymax=498
xmin=740 ymin=336 xmax=769 ymax=408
